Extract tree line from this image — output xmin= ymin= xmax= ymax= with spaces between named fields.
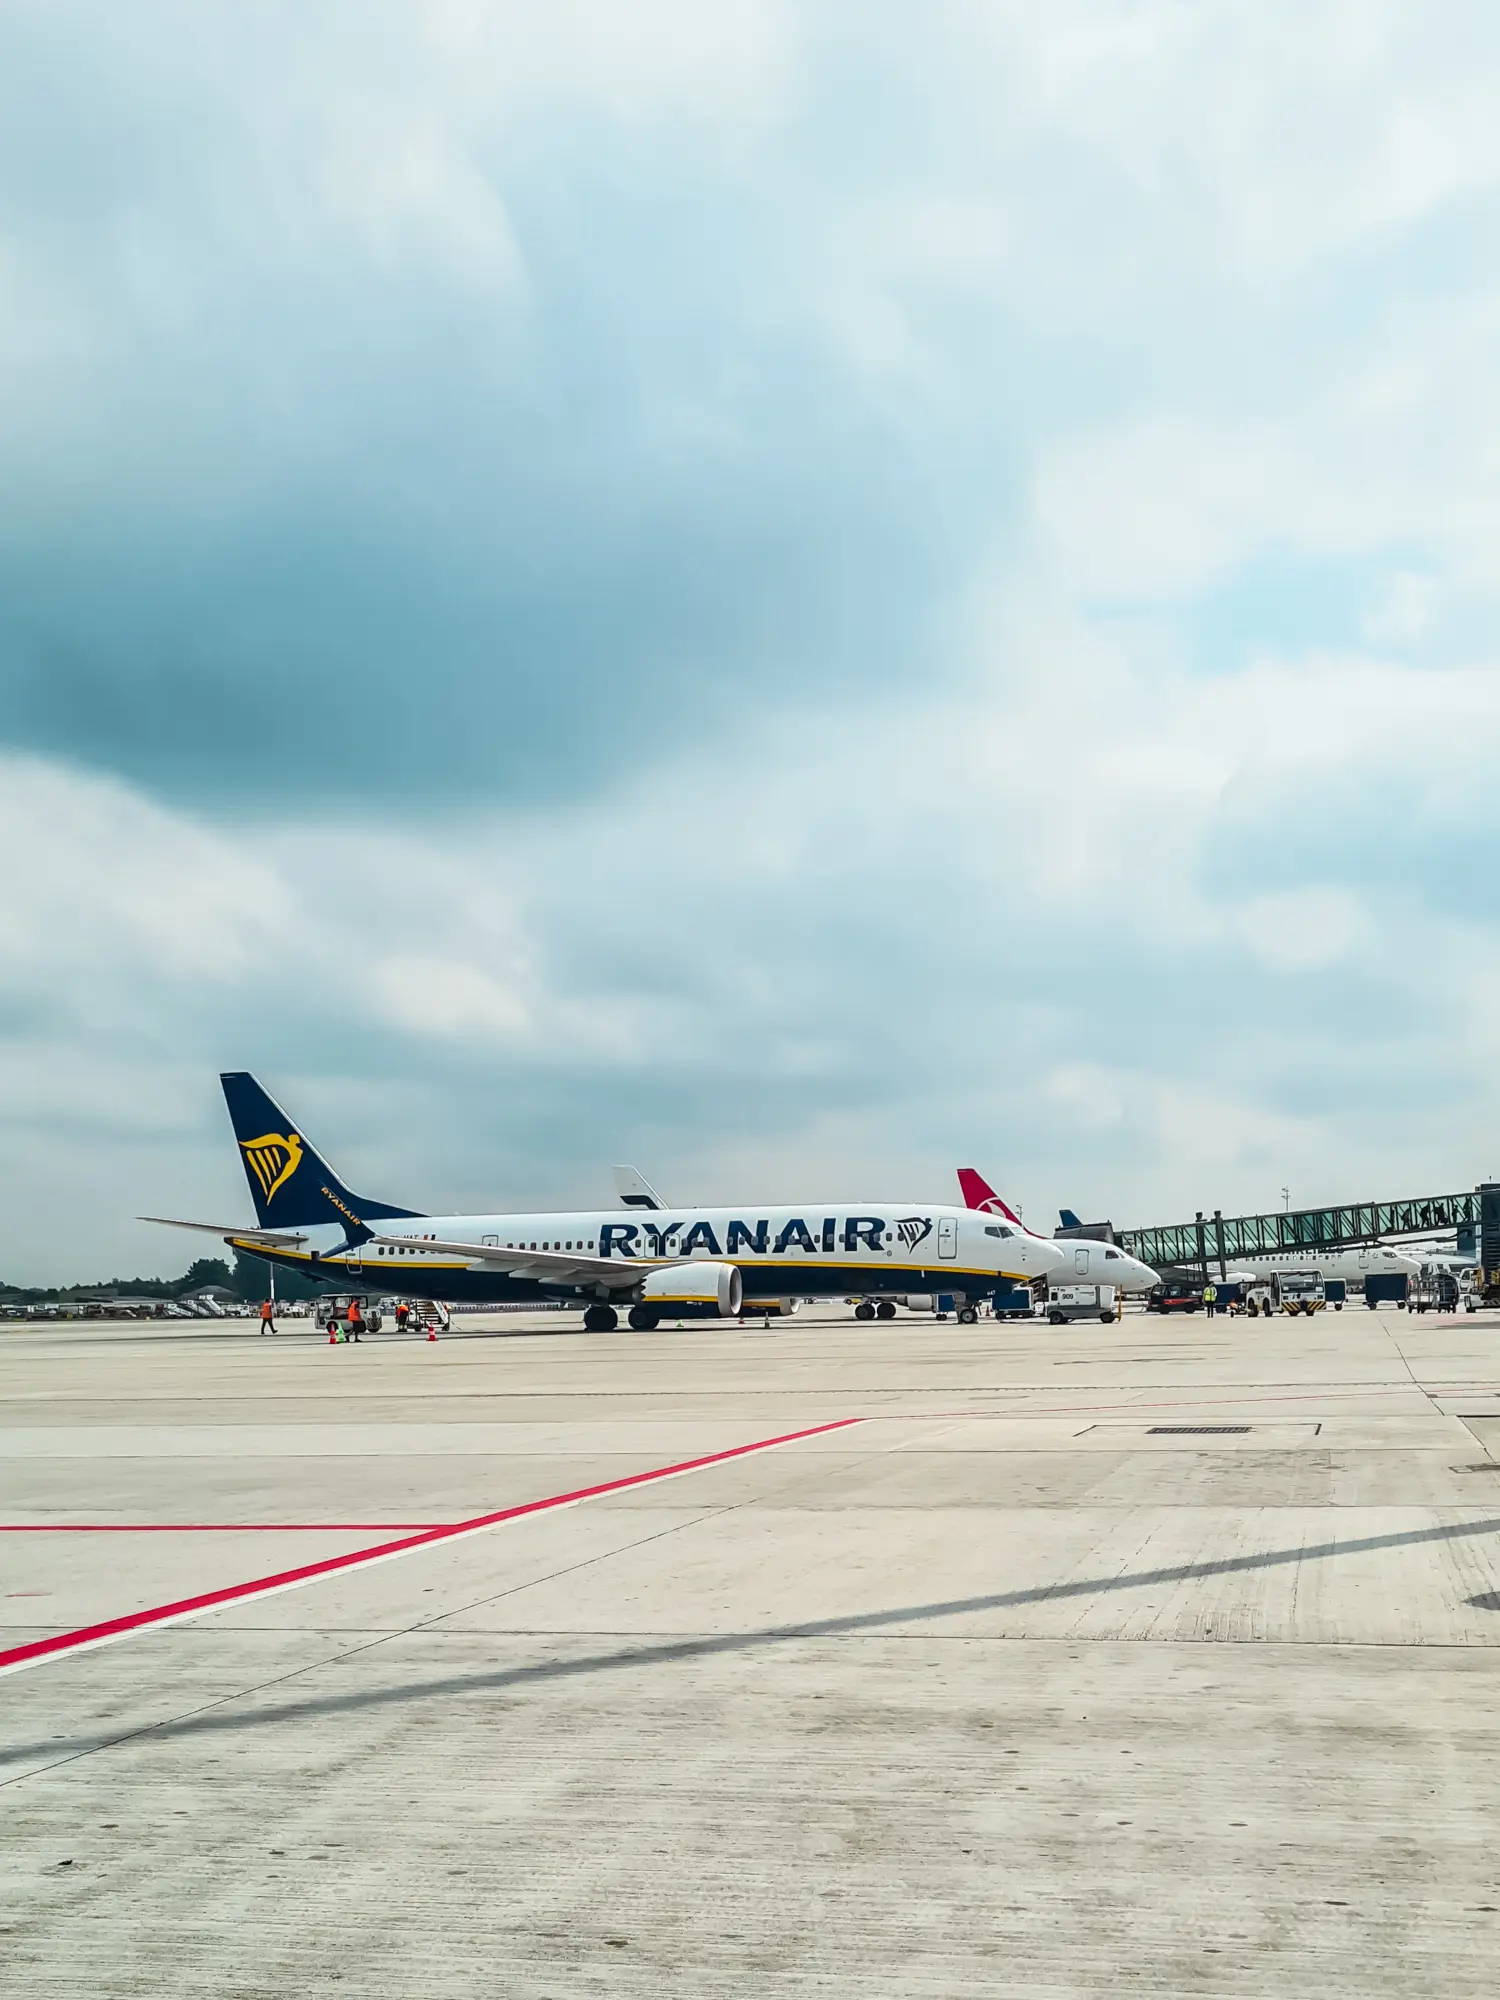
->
xmin=0 ymin=1250 xmax=326 ymax=1305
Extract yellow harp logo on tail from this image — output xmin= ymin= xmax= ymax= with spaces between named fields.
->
xmin=240 ymin=1132 xmax=304 ymax=1206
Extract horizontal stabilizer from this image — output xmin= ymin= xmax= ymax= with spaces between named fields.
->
xmin=140 ymin=1215 xmax=309 ymax=1249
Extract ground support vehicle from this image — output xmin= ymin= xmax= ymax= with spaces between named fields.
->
xmin=1044 ymin=1284 xmax=1118 ymax=1326
xmin=1362 ymin=1271 xmax=1410 ymax=1309
xmin=992 ymin=1283 xmax=1037 ymax=1320
xmin=379 ymin=1298 xmax=451 ymax=1332
xmin=314 ymin=1294 xmax=385 ymax=1336
xmin=1272 ymin=1271 xmax=1325 ymax=1316
xmin=1148 ymin=1277 xmax=1203 ymax=1313
xmin=1324 ymin=1279 xmax=1347 ymax=1311
xmin=1409 ymin=1271 xmax=1461 ymax=1314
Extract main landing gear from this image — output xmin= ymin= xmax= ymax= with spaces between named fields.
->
xmin=854 ymin=1301 xmax=875 ymax=1320
xmin=627 ymin=1305 xmax=661 ymax=1331
xmin=583 ymin=1303 xmax=618 ymax=1332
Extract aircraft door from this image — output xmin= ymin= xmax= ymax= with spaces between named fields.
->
xmin=938 ymin=1216 xmax=958 ymax=1260
xmin=1074 ymin=1247 xmax=1090 ymax=1276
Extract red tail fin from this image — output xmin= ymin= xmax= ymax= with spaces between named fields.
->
xmin=956 ymin=1168 xmax=1023 ymax=1224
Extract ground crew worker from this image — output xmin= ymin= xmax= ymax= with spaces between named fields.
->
xmin=395 ymin=1301 xmax=409 ymax=1334
xmin=260 ymin=1298 xmax=276 ymax=1337
xmin=347 ymin=1297 xmax=364 ymax=1343
xmin=1203 ymin=1281 xmax=1218 ymax=1318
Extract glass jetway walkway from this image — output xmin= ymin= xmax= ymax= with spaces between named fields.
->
xmin=1119 ymin=1184 xmax=1500 ymax=1274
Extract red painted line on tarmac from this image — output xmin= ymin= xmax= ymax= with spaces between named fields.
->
xmin=0 ymin=1417 xmax=862 ymax=1677
xmin=0 ymin=1524 xmax=459 ymax=1534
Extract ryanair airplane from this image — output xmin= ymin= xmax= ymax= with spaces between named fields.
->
xmin=145 ymin=1073 xmax=1065 ymax=1330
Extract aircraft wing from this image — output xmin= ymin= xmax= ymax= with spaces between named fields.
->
xmin=369 ymin=1233 xmax=646 ymax=1290
xmin=141 ymin=1215 xmax=310 ymax=1249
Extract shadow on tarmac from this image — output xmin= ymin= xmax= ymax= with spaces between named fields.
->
xmin=7 ymin=1512 xmax=1500 ymax=1774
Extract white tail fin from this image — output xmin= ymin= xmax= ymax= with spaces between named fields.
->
xmin=613 ymin=1165 xmax=665 ymax=1210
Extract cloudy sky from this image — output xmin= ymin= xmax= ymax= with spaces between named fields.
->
xmin=5 ymin=1 xmax=1500 ymax=1281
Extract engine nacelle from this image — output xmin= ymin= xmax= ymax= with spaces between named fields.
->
xmin=641 ymin=1260 xmax=743 ymax=1317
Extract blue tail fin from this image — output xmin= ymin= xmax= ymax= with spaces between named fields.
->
xmin=1059 ymin=1209 xmax=1083 ymax=1229
xmin=220 ymin=1072 xmax=419 ymax=1235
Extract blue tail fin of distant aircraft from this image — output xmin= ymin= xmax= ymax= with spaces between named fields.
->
xmin=1059 ymin=1209 xmax=1083 ymax=1229
xmin=220 ymin=1072 xmax=419 ymax=1236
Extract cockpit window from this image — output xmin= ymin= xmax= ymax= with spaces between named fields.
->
xmin=1105 ymin=1249 xmax=1119 ymax=1259
xmin=984 ymin=1223 xmax=1014 ymax=1239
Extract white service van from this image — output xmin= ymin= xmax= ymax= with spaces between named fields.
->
xmin=1044 ymin=1284 xmax=1118 ymax=1326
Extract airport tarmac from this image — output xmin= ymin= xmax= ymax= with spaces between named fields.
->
xmin=5 ymin=1302 xmax=1500 ymax=1996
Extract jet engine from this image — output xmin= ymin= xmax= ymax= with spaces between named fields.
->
xmin=640 ymin=1260 xmax=743 ymax=1317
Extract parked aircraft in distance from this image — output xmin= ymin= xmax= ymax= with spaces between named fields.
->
xmin=144 ymin=1075 xmax=1066 ymax=1332
xmin=956 ymin=1172 xmax=1160 ymax=1292
xmin=1224 ymin=1242 xmax=1420 ymax=1287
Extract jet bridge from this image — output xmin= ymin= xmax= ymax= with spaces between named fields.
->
xmin=1119 ymin=1184 xmax=1500 ymax=1278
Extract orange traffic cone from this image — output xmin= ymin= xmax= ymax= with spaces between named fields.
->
xmin=328 ymin=1330 xmax=337 ymax=1344
xmin=427 ymin=1329 xmax=437 ymax=1341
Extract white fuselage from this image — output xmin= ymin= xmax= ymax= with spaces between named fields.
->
xmin=292 ymin=1201 xmax=1065 ymax=1302
xmin=1224 ymin=1245 xmax=1419 ymax=1285
xmin=1055 ymin=1238 xmax=1159 ymax=1292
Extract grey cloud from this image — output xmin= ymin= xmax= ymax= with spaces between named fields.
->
xmin=0 ymin=7 xmax=994 ymax=807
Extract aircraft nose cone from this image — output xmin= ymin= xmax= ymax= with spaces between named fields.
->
xmin=1038 ymin=1238 xmax=1067 ymax=1270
